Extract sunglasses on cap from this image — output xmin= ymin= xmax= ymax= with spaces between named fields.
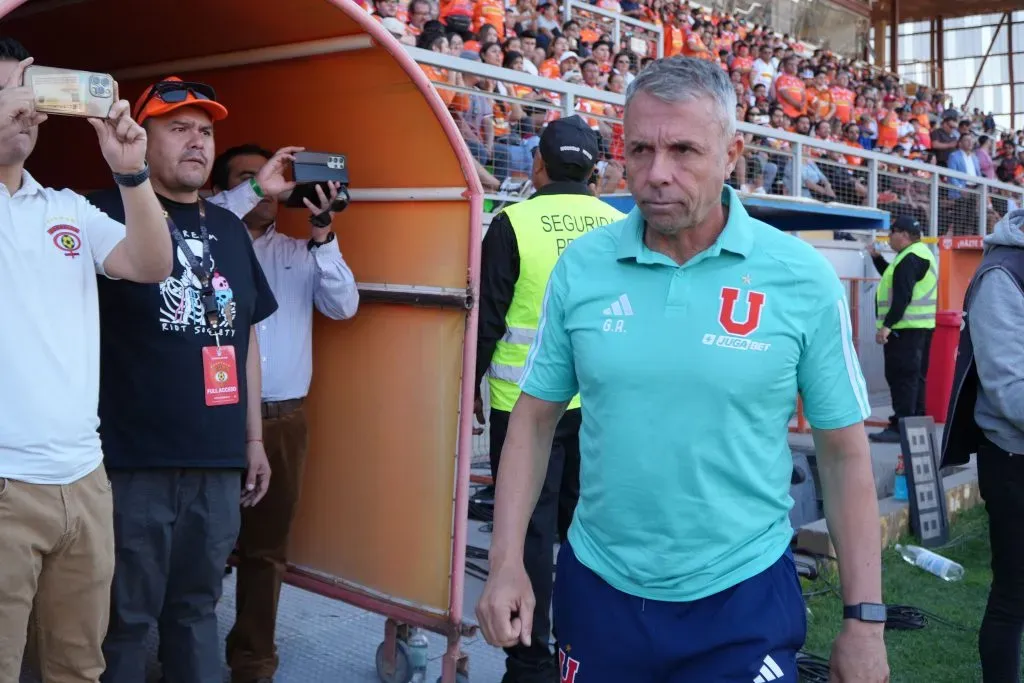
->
xmin=133 ymin=80 xmax=218 ymax=120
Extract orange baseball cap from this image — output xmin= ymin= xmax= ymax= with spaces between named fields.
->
xmin=132 ymin=76 xmax=229 ymax=125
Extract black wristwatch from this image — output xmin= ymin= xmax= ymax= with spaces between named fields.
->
xmin=308 ymin=231 xmax=336 ymax=251
xmin=843 ymin=603 xmax=887 ymax=623
xmin=112 ymin=163 xmax=150 ymax=188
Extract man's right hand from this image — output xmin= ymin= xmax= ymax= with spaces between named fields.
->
xmin=0 ymin=58 xmax=46 ymax=133
xmin=473 ymin=392 xmax=486 ymax=435
xmin=475 ymin=560 xmax=536 ymax=648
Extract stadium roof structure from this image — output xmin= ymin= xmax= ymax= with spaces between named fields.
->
xmin=871 ymin=0 xmax=1020 ymax=23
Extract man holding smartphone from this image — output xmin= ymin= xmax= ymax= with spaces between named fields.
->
xmin=87 ymin=77 xmax=278 ymax=683
xmin=0 ymin=38 xmax=173 ymax=683
xmin=207 ymin=144 xmax=359 ymax=683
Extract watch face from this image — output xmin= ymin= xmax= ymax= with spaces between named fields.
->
xmin=860 ymin=604 xmax=888 ymax=622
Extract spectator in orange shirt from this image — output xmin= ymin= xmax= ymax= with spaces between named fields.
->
xmin=876 ymin=98 xmax=901 ymax=150
xmin=807 ymin=70 xmax=835 ymax=121
xmin=406 ymin=0 xmax=432 ymax=36
xmin=604 ymin=72 xmax=626 ymax=163
xmin=718 ymin=19 xmax=737 ymax=50
xmin=663 ymin=11 xmax=685 ymax=57
xmin=539 ymin=35 xmax=568 ymax=78
xmin=682 ymin=23 xmax=709 ymax=58
xmin=910 ymin=100 xmax=929 ymax=128
xmin=774 ymin=55 xmax=806 ymax=119
xmin=418 ymin=32 xmax=461 ymax=108
xmin=912 ymin=119 xmax=931 ymax=150
xmin=474 ymin=0 xmax=506 ymax=38
xmin=730 ymin=41 xmax=754 ymax=87
xmin=829 ymin=71 xmax=855 ymax=124
xmin=591 ymin=41 xmax=614 ymax=74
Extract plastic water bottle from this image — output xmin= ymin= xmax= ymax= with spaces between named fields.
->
xmin=895 ymin=543 xmax=965 ymax=582
xmin=408 ymin=628 xmax=429 ymax=682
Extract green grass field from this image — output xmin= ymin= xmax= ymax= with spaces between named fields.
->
xmin=802 ymin=505 xmax=997 ymax=683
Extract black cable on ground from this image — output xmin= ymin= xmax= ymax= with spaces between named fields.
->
xmin=885 ymin=604 xmax=972 ymax=632
xmin=796 ymin=650 xmax=831 ymax=683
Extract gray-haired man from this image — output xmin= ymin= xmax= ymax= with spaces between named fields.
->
xmin=475 ymin=56 xmax=889 ymax=683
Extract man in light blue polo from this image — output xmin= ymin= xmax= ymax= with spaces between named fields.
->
xmin=476 ymin=56 xmax=890 ymax=683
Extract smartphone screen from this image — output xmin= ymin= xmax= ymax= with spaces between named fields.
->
xmin=24 ymin=66 xmax=116 ymax=118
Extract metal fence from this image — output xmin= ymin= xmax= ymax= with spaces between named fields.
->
xmin=408 ymin=44 xmax=1024 ymax=237
xmin=562 ymin=0 xmax=664 ymax=59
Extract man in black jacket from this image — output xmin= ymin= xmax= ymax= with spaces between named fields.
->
xmin=867 ymin=215 xmax=938 ymax=443
xmin=941 ymin=209 xmax=1024 ymax=682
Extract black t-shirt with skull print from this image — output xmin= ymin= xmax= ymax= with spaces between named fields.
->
xmin=88 ymin=189 xmax=277 ymax=470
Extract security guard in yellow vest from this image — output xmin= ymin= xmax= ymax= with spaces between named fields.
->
xmin=867 ymin=215 xmax=938 ymax=443
xmin=474 ymin=115 xmax=625 ymax=683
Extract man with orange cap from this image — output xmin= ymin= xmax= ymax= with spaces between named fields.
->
xmin=88 ymin=76 xmax=278 ymax=683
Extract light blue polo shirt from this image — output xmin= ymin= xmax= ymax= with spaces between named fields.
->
xmin=520 ymin=186 xmax=870 ymax=602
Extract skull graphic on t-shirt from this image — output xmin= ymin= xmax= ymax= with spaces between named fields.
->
xmin=158 ymin=237 xmax=236 ymax=333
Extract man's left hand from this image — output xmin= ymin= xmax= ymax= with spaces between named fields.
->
xmin=256 ymin=145 xmax=304 ymax=198
xmin=306 ymin=180 xmax=341 ymax=243
xmin=242 ymin=440 xmax=272 ymax=507
xmin=829 ymin=622 xmax=889 ymax=682
xmin=875 ymin=327 xmax=891 ymax=345
xmin=89 ymin=99 xmax=147 ymax=175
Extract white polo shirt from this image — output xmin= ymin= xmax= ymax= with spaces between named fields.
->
xmin=0 ymin=171 xmax=125 ymax=485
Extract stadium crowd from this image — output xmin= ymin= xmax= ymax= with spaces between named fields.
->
xmin=362 ymin=0 xmax=1024 ymax=231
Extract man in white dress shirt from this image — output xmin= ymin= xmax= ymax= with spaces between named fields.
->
xmin=207 ymin=143 xmax=359 ymax=683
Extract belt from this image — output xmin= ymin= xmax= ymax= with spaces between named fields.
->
xmin=261 ymin=398 xmax=304 ymax=419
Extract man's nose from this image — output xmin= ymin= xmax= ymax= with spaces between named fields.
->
xmin=646 ymin=150 xmax=674 ymax=186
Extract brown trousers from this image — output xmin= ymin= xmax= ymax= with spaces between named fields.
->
xmin=226 ymin=404 xmax=308 ymax=682
xmin=0 ymin=464 xmax=115 ymax=683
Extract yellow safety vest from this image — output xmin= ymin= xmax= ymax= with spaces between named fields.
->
xmin=876 ymin=241 xmax=938 ymax=330
xmin=487 ymin=193 xmax=625 ymax=412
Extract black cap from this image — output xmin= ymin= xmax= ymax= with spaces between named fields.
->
xmin=539 ymin=115 xmax=599 ymax=182
xmin=892 ymin=214 xmax=921 ymax=235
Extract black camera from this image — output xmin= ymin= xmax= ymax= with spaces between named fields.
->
xmin=286 ymin=151 xmax=350 ymax=213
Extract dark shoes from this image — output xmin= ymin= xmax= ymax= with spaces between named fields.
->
xmin=868 ymin=428 xmax=901 ymax=443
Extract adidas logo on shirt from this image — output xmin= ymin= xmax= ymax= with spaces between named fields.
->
xmin=753 ymin=654 xmax=784 ymax=682
xmin=602 ymin=293 xmax=633 ymax=333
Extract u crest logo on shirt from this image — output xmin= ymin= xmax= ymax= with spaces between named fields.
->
xmin=718 ymin=286 xmax=766 ymax=337
xmin=558 ymin=647 xmax=581 ymax=683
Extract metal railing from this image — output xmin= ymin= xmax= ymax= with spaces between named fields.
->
xmin=408 ymin=45 xmax=1024 ymax=236
xmin=562 ymin=0 xmax=664 ymax=59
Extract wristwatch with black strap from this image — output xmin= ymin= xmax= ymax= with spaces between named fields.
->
xmin=843 ymin=602 xmax=887 ymax=624
xmin=307 ymin=230 xmax=335 ymax=252
xmin=112 ymin=163 xmax=150 ymax=188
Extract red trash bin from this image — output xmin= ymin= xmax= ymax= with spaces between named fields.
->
xmin=926 ymin=310 xmax=963 ymax=423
